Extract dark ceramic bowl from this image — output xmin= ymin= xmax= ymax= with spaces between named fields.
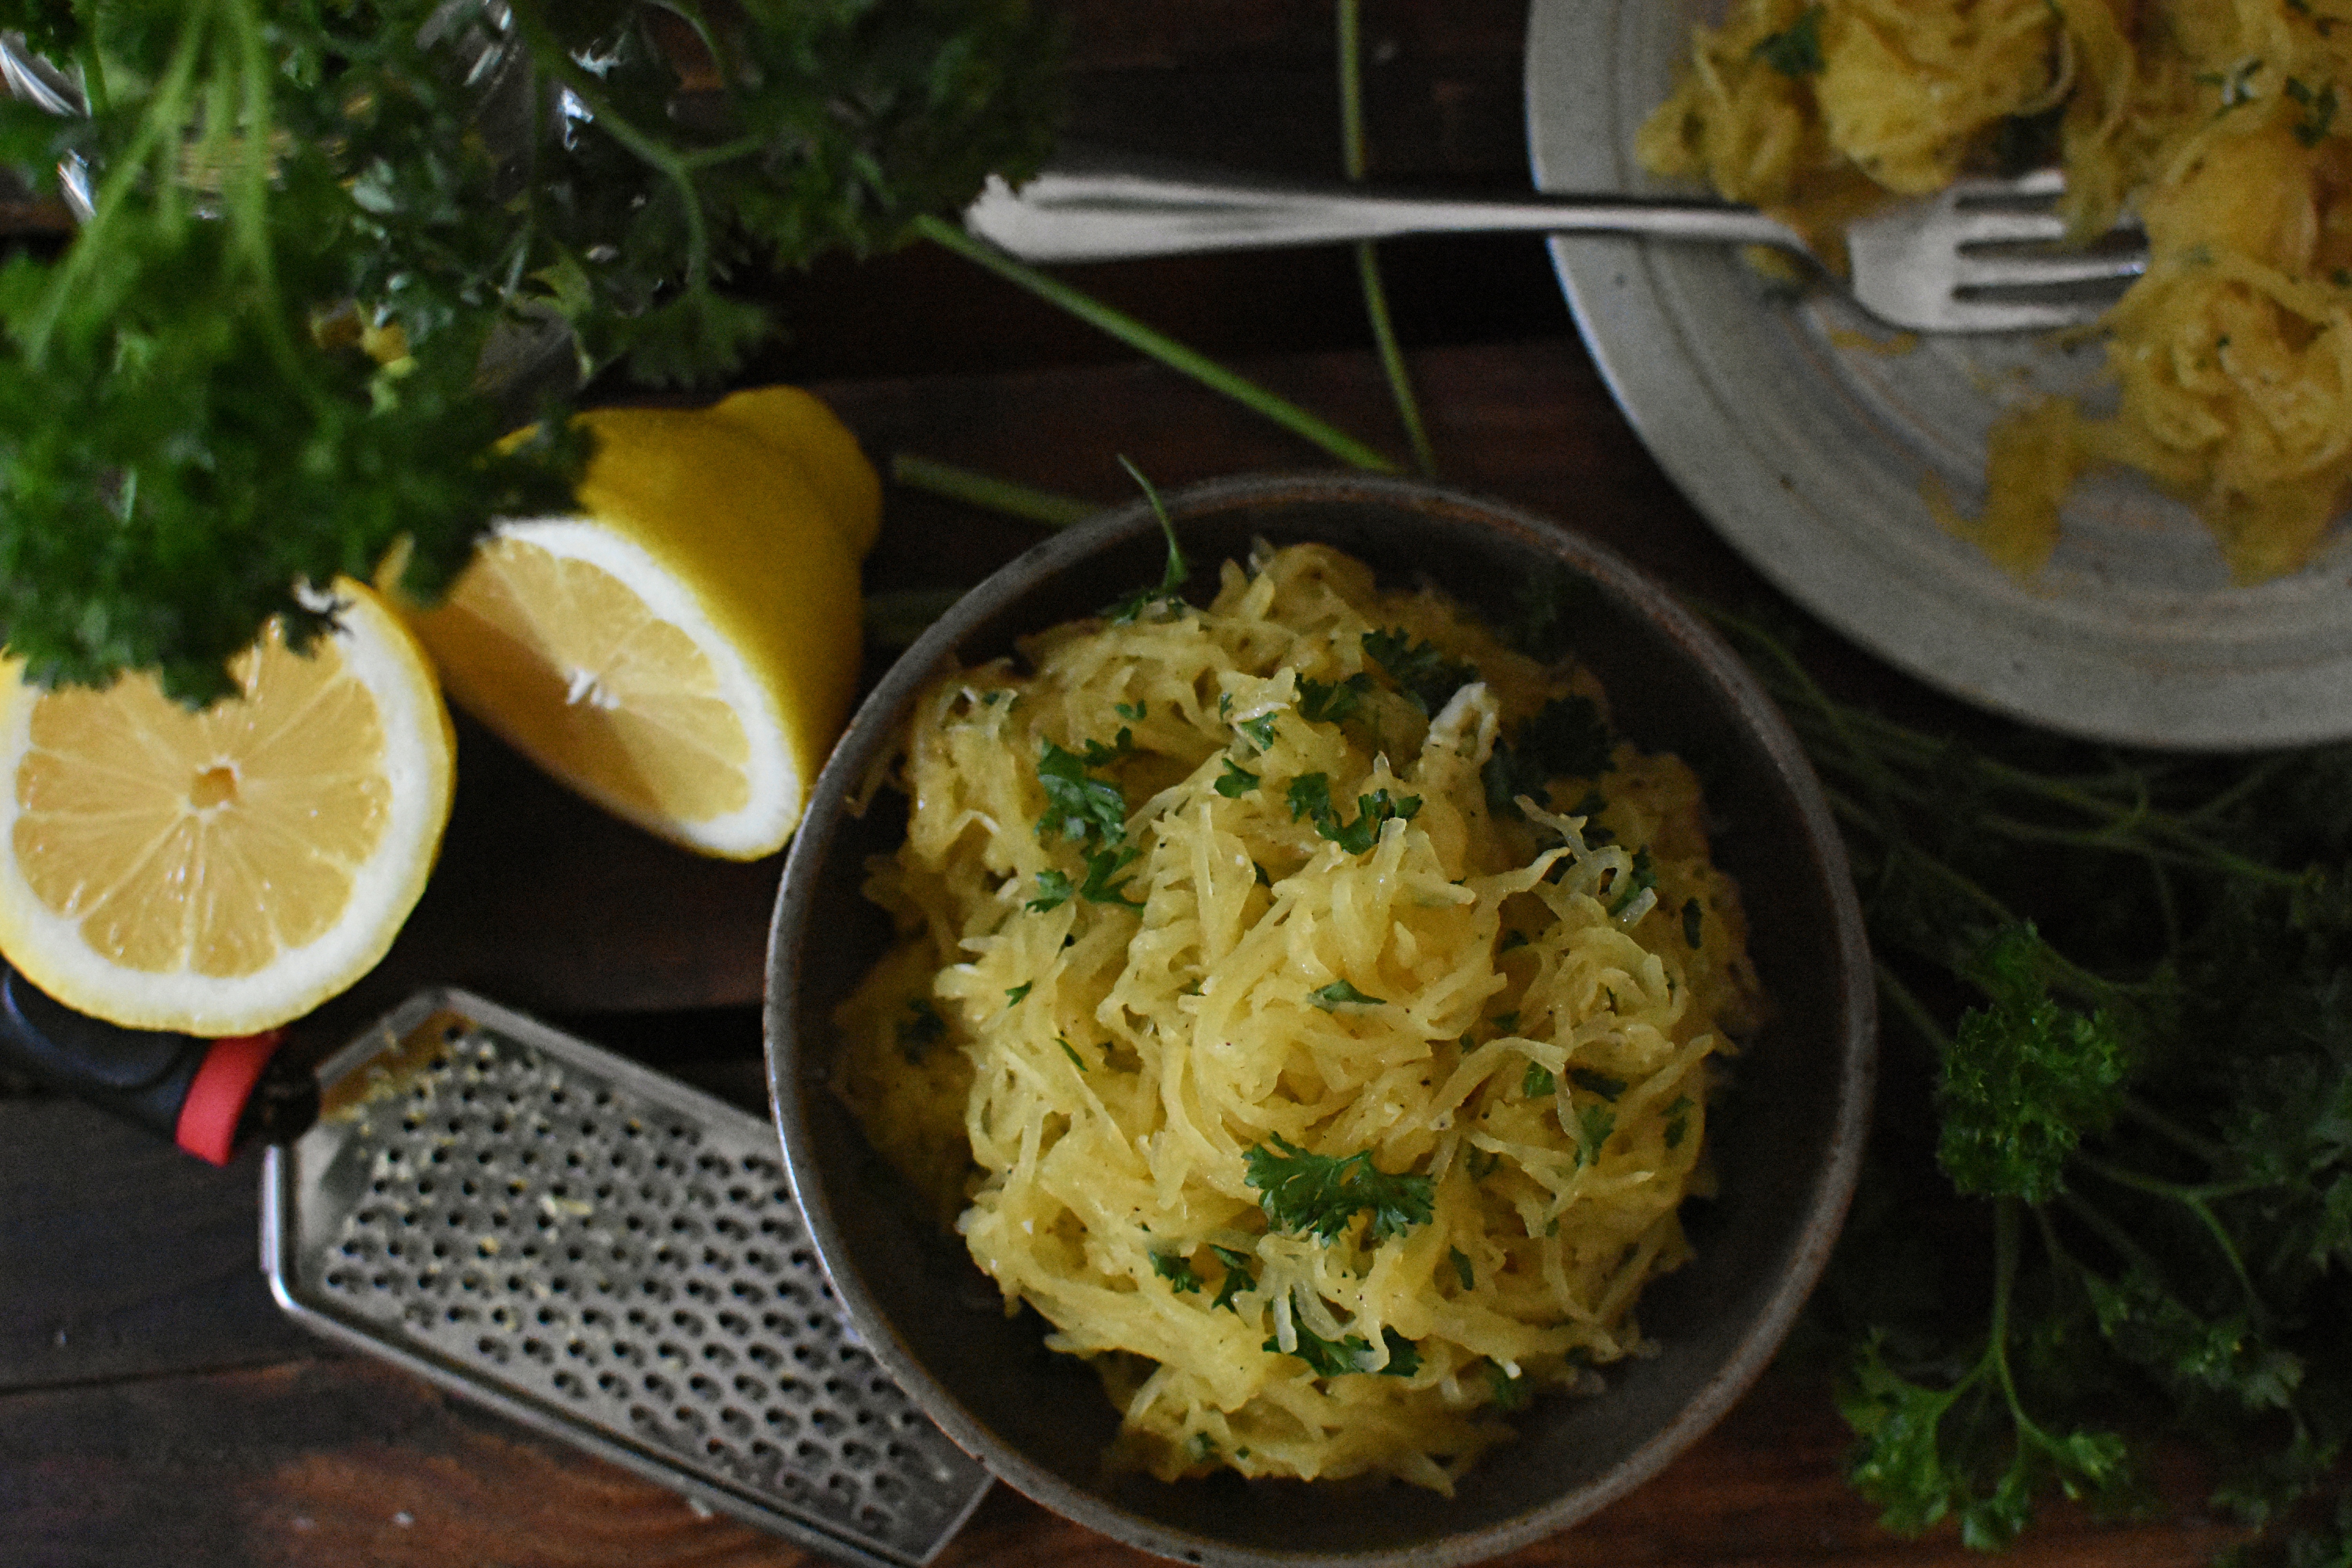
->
xmin=766 ymin=473 xmax=1873 ymax=1567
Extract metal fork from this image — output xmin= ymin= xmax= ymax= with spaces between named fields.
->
xmin=963 ymin=152 xmax=2147 ymax=334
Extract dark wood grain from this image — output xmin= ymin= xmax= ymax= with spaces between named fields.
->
xmin=0 ymin=4 xmax=2280 ymax=1565
xmin=0 ymin=1355 xmax=2244 ymax=1568
xmin=0 ymin=1099 xmax=314 ymax=1391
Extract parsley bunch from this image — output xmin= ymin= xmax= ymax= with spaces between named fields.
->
xmin=1720 ymin=610 xmax=2352 ymax=1562
xmin=0 ymin=0 xmax=1062 ymax=702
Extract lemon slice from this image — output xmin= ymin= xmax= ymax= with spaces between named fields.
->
xmin=0 ymin=582 xmax=454 ymax=1036
xmin=407 ymin=387 xmax=877 ymax=860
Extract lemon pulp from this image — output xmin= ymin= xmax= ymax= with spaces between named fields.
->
xmin=0 ymin=583 xmax=453 ymax=1034
xmin=407 ymin=386 xmax=876 ymax=860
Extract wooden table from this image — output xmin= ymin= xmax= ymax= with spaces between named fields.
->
xmin=0 ymin=5 xmax=2250 ymax=1564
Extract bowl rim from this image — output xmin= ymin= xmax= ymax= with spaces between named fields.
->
xmin=766 ymin=470 xmax=1875 ymax=1568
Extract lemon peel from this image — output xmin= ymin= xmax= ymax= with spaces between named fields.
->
xmin=0 ymin=581 xmax=454 ymax=1036
xmin=408 ymin=386 xmax=878 ymax=860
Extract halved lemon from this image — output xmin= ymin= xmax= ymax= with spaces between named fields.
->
xmin=405 ymin=387 xmax=878 ymax=860
xmin=0 ymin=582 xmax=455 ymax=1036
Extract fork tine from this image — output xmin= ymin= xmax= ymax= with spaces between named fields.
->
xmin=1926 ymin=296 xmax=2100 ymax=332
xmin=1949 ymin=207 xmax=2072 ymax=247
xmin=1956 ymin=249 xmax=2147 ymax=290
xmin=1946 ymin=167 xmax=2069 ymax=203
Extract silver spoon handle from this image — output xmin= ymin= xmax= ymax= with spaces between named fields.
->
xmin=962 ymin=156 xmax=1800 ymax=262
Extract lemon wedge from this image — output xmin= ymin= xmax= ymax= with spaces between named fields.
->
xmin=406 ymin=387 xmax=878 ymax=860
xmin=0 ymin=582 xmax=454 ymax=1036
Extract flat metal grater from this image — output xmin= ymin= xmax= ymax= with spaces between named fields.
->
xmin=260 ymin=988 xmax=993 ymax=1568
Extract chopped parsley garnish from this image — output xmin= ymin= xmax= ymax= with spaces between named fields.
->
xmin=1032 ymin=737 xmax=1146 ymax=912
xmin=1449 ymin=1247 xmax=1476 ymax=1290
xmin=1077 ymin=728 xmax=1135 ymax=767
xmin=1074 ymin=845 xmax=1147 ymax=909
xmin=1574 ymin=1103 xmax=1617 ymax=1167
xmin=1236 ymin=713 xmax=1281 ymax=749
xmin=1210 ymin=1244 xmax=1258 ymax=1312
xmin=2286 ymin=76 xmax=2339 ymax=144
xmin=1115 ymin=701 xmax=1148 ymax=721
xmin=1569 ymin=1067 xmax=1627 ymax=1102
xmin=1361 ymin=628 xmax=1477 ymax=715
xmin=1298 ymin=672 xmax=1374 ymax=724
xmin=1267 ymin=1320 xmax=1355 ymax=1377
xmin=1683 ymin=897 xmax=1705 ymax=949
xmin=897 ymin=999 xmax=947 ymax=1061
xmin=1151 ymin=1249 xmax=1201 ymax=1293
xmin=1058 ymin=1037 xmax=1090 ymax=1073
xmin=1026 ymin=869 xmax=1074 ymax=912
xmin=1287 ymin=773 xmax=1422 ymax=853
xmin=1309 ymin=979 xmax=1385 ymax=1010
xmin=1662 ymin=1094 xmax=1695 ymax=1152
xmin=1004 ymin=982 xmax=1034 ymax=1006
xmin=1266 ymin=1321 xmax=1419 ymax=1379
xmin=1606 ymin=848 xmax=1659 ymax=916
xmin=1485 ymin=1359 xmax=1532 ymax=1411
xmin=1215 ymin=758 xmax=1260 ymax=798
xmin=1036 ymin=740 xmax=1129 ymax=846
xmin=2197 ymin=58 xmax=2265 ymax=110
xmin=1244 ymin=1133 xmax=1435 ymax=1244
xmin=1752 ymin=4 xmax=1825 ymax=76
xmin=1521 ymin=1061 xmax=1557 ymax=1098
xmin=1483 ymin=694 xmax=1614 ymax=818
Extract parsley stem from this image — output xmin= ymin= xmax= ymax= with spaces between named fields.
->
xmin=862 ymin=587 xmax=967 ymax=651
xmin=889 ymin=452 xmax=1098 ymax=528
xmin=2073 ymin=1153 xmax=2265 ymax=1316
xmin=29 ymin=7 xmax=207 ymax=356
xmin=1873 ymin=959 xmax=1951 ymax=1050
xmin=2117 ymin=1093 xmax=2229 ymax=1171
xmin=1818 ymin=787 xmax=2132 ymax=1004
xmin=76 ymin=38 xmax=107 ymax=115
xmin=1337 ymin=0 xmax=1437 ymax=477
xmin=1738 ymin=643 xmax=2303 ymax=891
xmin=218 ymin=0 xmax=308 ymax=388
xmin=656 ymin=0 xmax=734 ymax=87
xmin=911 ymin=212 xmax=1403 ymax=474
xmin=2056 ymin=1187 xmax=2166 ymax=1283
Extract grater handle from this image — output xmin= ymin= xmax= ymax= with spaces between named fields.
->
xmin=0 ymin=964 xmax=318 ymax=1162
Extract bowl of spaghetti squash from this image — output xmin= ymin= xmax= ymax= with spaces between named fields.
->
xmin=766 ymin=472 xmax=1873 ymax=1566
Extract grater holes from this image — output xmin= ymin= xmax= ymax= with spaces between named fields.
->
xmin=307 ymin=1022 xmax=984 ymax=1559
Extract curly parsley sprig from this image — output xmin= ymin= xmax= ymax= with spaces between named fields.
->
xmin=0 ymin=0 xmax=1064 ymax=701
xmin=1715 ymin=608 xmax=2352 ymax=1559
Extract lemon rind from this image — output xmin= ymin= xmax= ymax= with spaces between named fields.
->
xmin=447 ymin=516 xmax=802 ymax=860
xmin=0 ymin=584 xmax=454 ymax=1036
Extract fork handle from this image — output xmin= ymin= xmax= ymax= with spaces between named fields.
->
xmin=964 ymin=150 xmax=1802 ymax=262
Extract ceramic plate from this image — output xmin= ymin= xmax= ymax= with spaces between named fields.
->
xmin=1524 ymin=0 xmax=2352 ymax=748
